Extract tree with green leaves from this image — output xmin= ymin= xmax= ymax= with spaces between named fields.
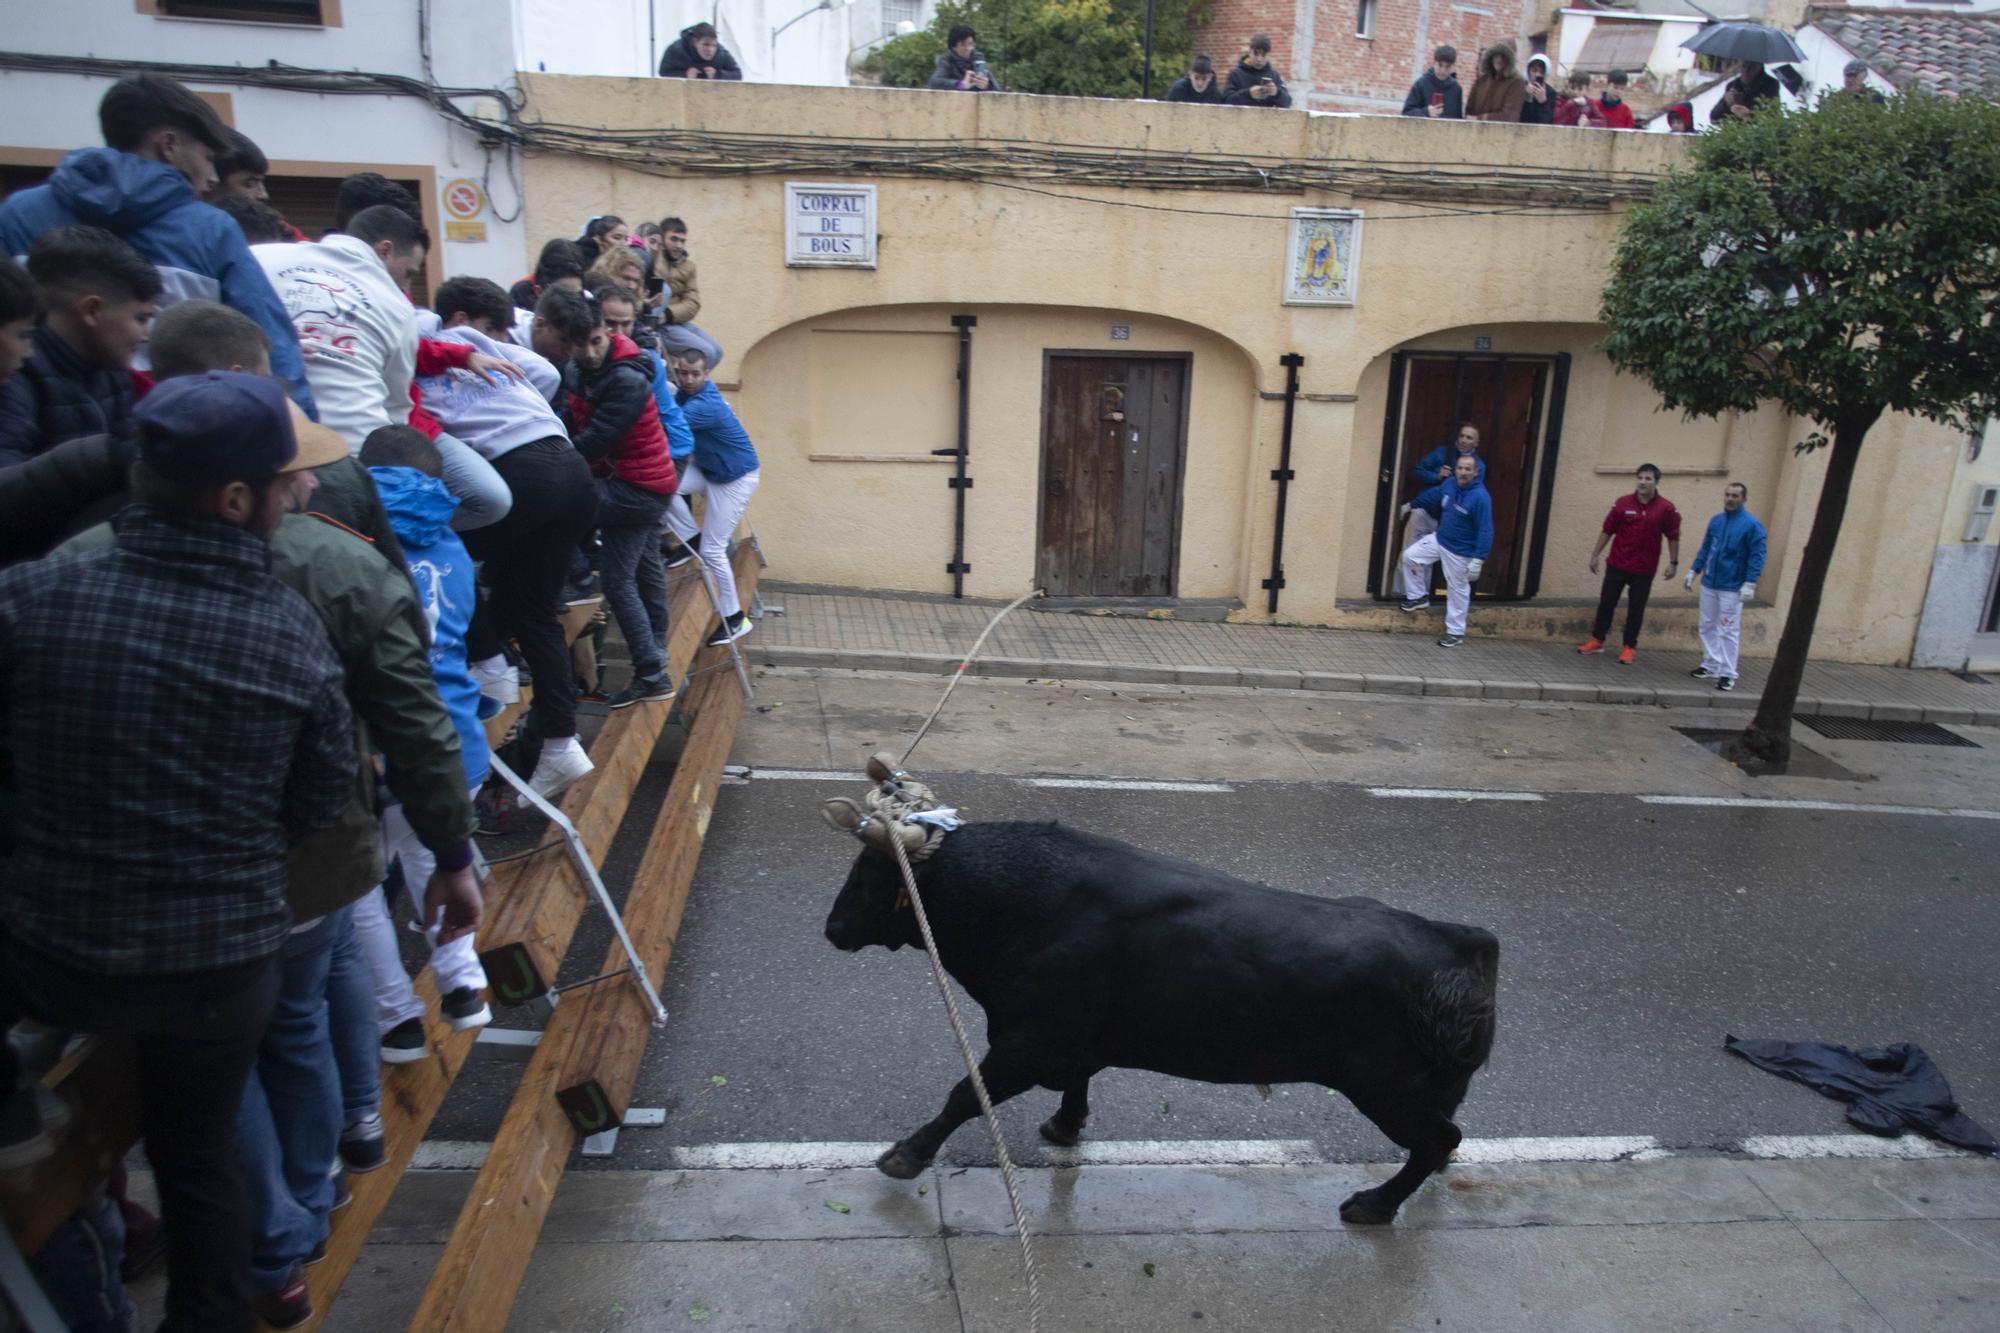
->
xmin=1599 ymin=94 xmax=2000 ymax=767
xmin=862 ymin=0 xmax=1210 ymax=100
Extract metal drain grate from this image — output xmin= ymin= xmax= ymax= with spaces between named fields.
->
xmin=1798 ymin=716 xmax=1980 ymax=747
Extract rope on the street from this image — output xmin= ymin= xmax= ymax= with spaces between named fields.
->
xmin=899 ymin=584 xmax=1045 ymax=770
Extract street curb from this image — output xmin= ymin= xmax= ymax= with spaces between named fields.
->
xmin=749 ymin=645 xmax=1991 ymax=726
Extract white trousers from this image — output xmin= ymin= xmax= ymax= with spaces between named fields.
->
xmin=355 ymin=793 xmax=488 ymax=1035
xmin=1698 ymin=585 xmax=1743 ymax=679
xmin=1391 ymin=508 xmax=1438 ymax=597
xmin=1401 ymin=534 xmax=1472 ymax=636
xmin=662 ymin=464 xmax=760 ymax=619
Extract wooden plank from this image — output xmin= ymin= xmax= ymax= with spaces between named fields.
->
xmin=1 ymin=1037 xmax=139 ymax=1254
xmin=408 ymin=558 xmax=759 ymax=1333
xmin=474 ymin=562 xmax=721 ymax=1002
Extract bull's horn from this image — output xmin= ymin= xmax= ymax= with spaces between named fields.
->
xmin=866 ymin=752 xmax=900 ymax=784
xmin=822 ymin=798 xmax=866 ymax=832
xmin=893 ymin=821 xmax=926 ymax=853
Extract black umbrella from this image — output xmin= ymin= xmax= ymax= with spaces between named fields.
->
xmin=1681 ymin=22 xmax=1807 ymax=64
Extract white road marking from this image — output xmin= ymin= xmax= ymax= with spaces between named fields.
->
xmin=1638 ymin=795 xmax=2000 ymax=820
xmin=1452 ymin=1136 xmax=1666 ymax=1163
xmin=1041 ymin=1139 xmax=1319 ymax=1167
xmin=1019 ymin=778 xmax=1236 ymax=793
xmin=671 ymin=1141 xmax=892 ymax=1170
xmin=410 ymin=1140 xmax=491 ymax=1170
xmin=1738 ymin=1134 xmax=1975 ymax=1160
xmin=1368 ymin=788 xmax=1545 ymax=802
xmin=744 ymin=769 xmax=868 ymax=782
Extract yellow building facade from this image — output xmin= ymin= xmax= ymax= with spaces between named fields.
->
xmin=518 ymin=75 xmax=1998 ymax=667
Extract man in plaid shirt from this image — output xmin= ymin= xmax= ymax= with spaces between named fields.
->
xmin=0 ymin=371 xmax=353 ymax=1331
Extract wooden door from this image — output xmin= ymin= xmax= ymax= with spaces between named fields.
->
xmin=1037 ymin=355 xmax=1188 ymax=597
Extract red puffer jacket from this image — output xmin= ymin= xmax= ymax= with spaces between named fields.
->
xmin=563 ymin=332 xmax=678 ymax=495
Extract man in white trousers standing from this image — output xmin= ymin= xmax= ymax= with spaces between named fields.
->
xmin=1685 ymin=481 xmax=1767 ymax=692
xmin=1399 ymin=451 xmax=1494 ymax=647
xmin=666 ymin=348 xmax=761 ymax=647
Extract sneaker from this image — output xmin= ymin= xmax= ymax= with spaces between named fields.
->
xmin=1399 ymin=596 xmax=1430 ymax=613
xmin=1689 ymin=666 xmax=1714 ymax=679
xmin=1717 ymin=676 xmax=1736 ymax=692
xmin=470 ymin=658 xmax=519 ymax=707
xmin=704 ymin=613 xmax=753 ymax=648
xmin=562 ymin=586 xmax=603 ymax=608
xmin=1576 ymin=637 xmax=1605 ymax=655
xmin=307 ymin=1234 xmax=327 ymax=1267
xmin=1617 ymin=646 xmax=1636 ymax=666
xmin=339 ymin=1112 xmax=386 ymax=1175
xmin=662 ymin=537 xmax=696 ymax=569
xmin=1437 ymin=633 xmax=1464 ymax=648
xmin=256 ymin=1263 xmax=313 ymax=1330
xmin=381 ymin=1017 xmax=428 ymax=1065
xmin=441 ymin=987 xmax=492 ymax=1033
xmin=519 ymin=740 xmax=594 ymax=809
xmin=330 ymin=1166 xmax=352 ymax=1213
xmin=608 ymin=673 xmax=676 ymax=709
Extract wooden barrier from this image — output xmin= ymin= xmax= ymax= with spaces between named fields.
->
xmin=408 ymin=559 xmax=758 ymax=1333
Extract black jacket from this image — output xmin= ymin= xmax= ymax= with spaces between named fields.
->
xmin=1400 ymin=69 xmax=1464 ymax=118
xmin=1711 ymin=69 xmax=1782 ymax=124
xmin=927 ymin=51 xmax=1003 ymax=91
xmin=659 ymin=31 xmax=743 ymax=80
xmin=1223 ymin=59 xmax=1292 ymax=108
xmin=1164 ymin=74 xmax=1224 ymax=104
xmin=0 ymin=325 xmax=136 ymax=469
xmin=0 ymin=431 xmax=134 ymax=567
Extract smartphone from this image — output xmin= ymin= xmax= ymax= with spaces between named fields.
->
xmin=1431 ymin=92 xmax=1445 ymax=109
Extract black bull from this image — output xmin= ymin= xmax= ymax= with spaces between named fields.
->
xmin=824 ymin=820 xmax=1499 ymax=1224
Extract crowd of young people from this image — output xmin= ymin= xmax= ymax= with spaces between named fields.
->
xmin=0 ymin=72 xmax=760 ymax=1332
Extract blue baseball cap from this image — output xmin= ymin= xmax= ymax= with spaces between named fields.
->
xmin=134 ymin=371 xmax=343 ymax=485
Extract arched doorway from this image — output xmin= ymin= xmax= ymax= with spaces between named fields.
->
xmin=1366 ymin=349 xmax=1573 ymax=602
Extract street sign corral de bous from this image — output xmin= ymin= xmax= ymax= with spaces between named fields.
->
xmin=785 ymin=182 xmax=877 ymax=270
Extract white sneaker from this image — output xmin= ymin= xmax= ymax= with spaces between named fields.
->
xmin=470 ymin=657 xmax=520 ymax=707
xmin=519 ymin=740 xmax=593 ymax=809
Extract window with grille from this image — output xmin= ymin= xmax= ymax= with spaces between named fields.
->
xmin=156 ymin=1 xmax=326 ymax=24
xmin=1357 ymin=0 xmax=1376 ymax=38
xmin=880 ymin=0 xmax=923 ymax=41
xmin=1573 ymin=22 xmax=1659 ymax=74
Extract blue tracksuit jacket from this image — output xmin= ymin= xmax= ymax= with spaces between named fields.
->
xmin=1691 ymin=509 xmax=1768 ymax=589
xmin=1412 ymin=476 xmax=1495 ymax=560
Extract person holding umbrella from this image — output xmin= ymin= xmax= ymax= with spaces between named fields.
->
xmin=1682 ymin=22 xmax=1801 ymax=124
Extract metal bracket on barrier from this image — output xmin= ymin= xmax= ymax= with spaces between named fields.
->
xmin=486 ymin=754 xmax=669 ymax=1030
xmin=580 ymin=1106 xmax=665 ymax=1158
xmin=686 ymin=541 xmax=754 ymax=704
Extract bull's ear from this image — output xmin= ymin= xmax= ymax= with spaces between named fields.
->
xmin=822 ymin=797 xmax=865 ymax=832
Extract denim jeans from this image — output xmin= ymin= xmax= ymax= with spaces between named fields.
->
xmin=236 ymin=912 xmax=340 ymax=1294
xmin=325 ymin=905 xmax=380 ymax=1128
xmin=28 ymin=1191 xmax=133 ymax=1333
xmin=596 ymin=475 xmax=672 ymax=679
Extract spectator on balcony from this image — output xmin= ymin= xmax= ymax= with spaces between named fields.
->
xmin=0 ymin=226 xmax=158 ymax=467
xmin=1554 ymin=70 xmax=1595 ymax=127
xmin=1664 ymin=101 xmax=1697 ymax=133
xmin=0 ymin=74 xmax=316 ymax=416
xmin=1465 ymin=41 xmax=1528 ymax=122
xmin=1225 ymin=34 xmax=1292 ymax=108
xmin=1835 ymin=59 xmax=1886 ymax=105
xmin=1712 ymin=60 xmax=1782 ymax=124
xmin=660 ymin=22 xmax=744 ymax=81
xmin=929 ymin=25 xmax=1003 ymax=91
xmin=651 ymin=215 xmax=725 ymax=370
xmin=574 ymin=215 xmax=629 ymax=268
xmin=1520 ymin=54 xmax=1555 ymax=125
xmin=1166 ymin=55 xmax=1225 ymax=104
xmin=1590 ymin=69 xmax=1637 ymax=129
xmin=1401 ymin=45 xmax=1463 ymax=119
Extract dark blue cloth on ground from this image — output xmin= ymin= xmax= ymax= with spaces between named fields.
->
xmin=1724 ymin=1035 xmax=1997 ymax=1154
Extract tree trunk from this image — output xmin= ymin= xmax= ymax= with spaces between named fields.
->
xmin=1729 ymin=406 xmax=1883 ymax=768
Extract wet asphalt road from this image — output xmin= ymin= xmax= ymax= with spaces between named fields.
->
xmin=430 ymin=766 xmax=2000 ymax=1168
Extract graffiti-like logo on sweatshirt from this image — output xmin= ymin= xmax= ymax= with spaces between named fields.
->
xmin=277 ymin=267 xmax=374 ymax=359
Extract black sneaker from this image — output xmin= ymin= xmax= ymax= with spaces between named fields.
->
xmin=381 ymin=1017 xmax=428 ymax=1066
xmin=1690 ymin=667 xmax=1714 ymax=679
xmin=1437 ymin=633 xmax=1464 ymax=648
xmin=339 ymin=1112 xmax=386 ymax=1174
xmin=330 ymin=1166 xmax=352 ymax=1213
xmin=257 ymin=1263 xmax=313 ymax=1330
xmin=307 ymin=1234 xmax=327 ymax=1267
xmin=662 ymin=537 xmax=696 ymax=569
xmin=441 ymin=986 xmax=492 ymax=1032
xmin=1399 ymin=596 xmax=1430 ymax=613
xmin=608 ymin=673 xmax=677 ymax=709
xmin=705 ymin=613 xmax=752 ymax=648
xmin=1717 ymin=676 xmax=1736 ymax=692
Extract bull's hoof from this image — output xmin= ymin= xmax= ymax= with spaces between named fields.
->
xmin=1038 ymin=1116 xmax=1083 ymax=1148
xmin=1338 ymin=1188 xmax=1398 ymax=1227
xmin=876 ymin=1144 xmax=929 ymax=1180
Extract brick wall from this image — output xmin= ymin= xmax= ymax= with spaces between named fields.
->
xmin=1193 ymin=0 xmax=1537 ymax=113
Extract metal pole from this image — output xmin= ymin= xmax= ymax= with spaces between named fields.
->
xmin=1142 ymin=0 xmax=1155 ymax=98
xmin=1262 ymin=353 xmax=1303 ymax=614
xmin=936 ymin=314 xmax=977 ymax=598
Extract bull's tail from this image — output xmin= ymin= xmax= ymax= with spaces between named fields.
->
xmin=1411 ymin=929 xmax=1499 ymax=1074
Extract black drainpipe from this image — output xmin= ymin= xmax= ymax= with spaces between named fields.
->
xmin=1262 ymin=353 xmax=1304 ymax=615
xmin=933 ymin=314 xmax=977 ymax=598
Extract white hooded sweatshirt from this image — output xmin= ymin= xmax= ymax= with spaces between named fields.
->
xmin=255 ymin=233 xmax=416 ymax=451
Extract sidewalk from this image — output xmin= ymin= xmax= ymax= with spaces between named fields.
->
xmin=749 ymin=586 xmax=2000 ymax=726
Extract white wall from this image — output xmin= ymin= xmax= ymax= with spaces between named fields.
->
xmin=0 ymin=0 xmax=530 ymax=285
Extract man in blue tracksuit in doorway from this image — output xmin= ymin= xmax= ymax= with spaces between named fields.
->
xmin=1400 ymin=452 xmax=1494 ymax=647
xmin=1683 ymin=480 xmax=1767 ymax=692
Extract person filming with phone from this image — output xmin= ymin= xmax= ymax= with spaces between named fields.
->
xmin=929 ymin=25 xmax=1003 ymax=92
xmin=1401 ymin=46 xmax=1464 ymax=119
xmin=1225 ymin=34 xmax=1294 ymax=108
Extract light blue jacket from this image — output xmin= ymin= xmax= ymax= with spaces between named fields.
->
xmin=645 ymin=349 xmax=695 ymax=461
xmin=1692 ymin=509 xmax=1768 ymax=589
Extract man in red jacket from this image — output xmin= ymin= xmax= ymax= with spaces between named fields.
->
xmin=560 ymin=299 xmax=679 ymax=708
xmin=1578 ymin=463 xmax=1680 ymax=664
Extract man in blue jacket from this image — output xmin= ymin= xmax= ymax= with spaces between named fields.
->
xmin=1399 ymin=452 xmax=1493 ymax=647
xmin=667 ymin=348 xmax=760 ymax=647
xmin=1684 ymin=481 xmax=1767 ymax=692
xmin=0 ymin=75 xmax=315 ymax=417
xmin=1395 ymin=422 xmax=1483 ymax=597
